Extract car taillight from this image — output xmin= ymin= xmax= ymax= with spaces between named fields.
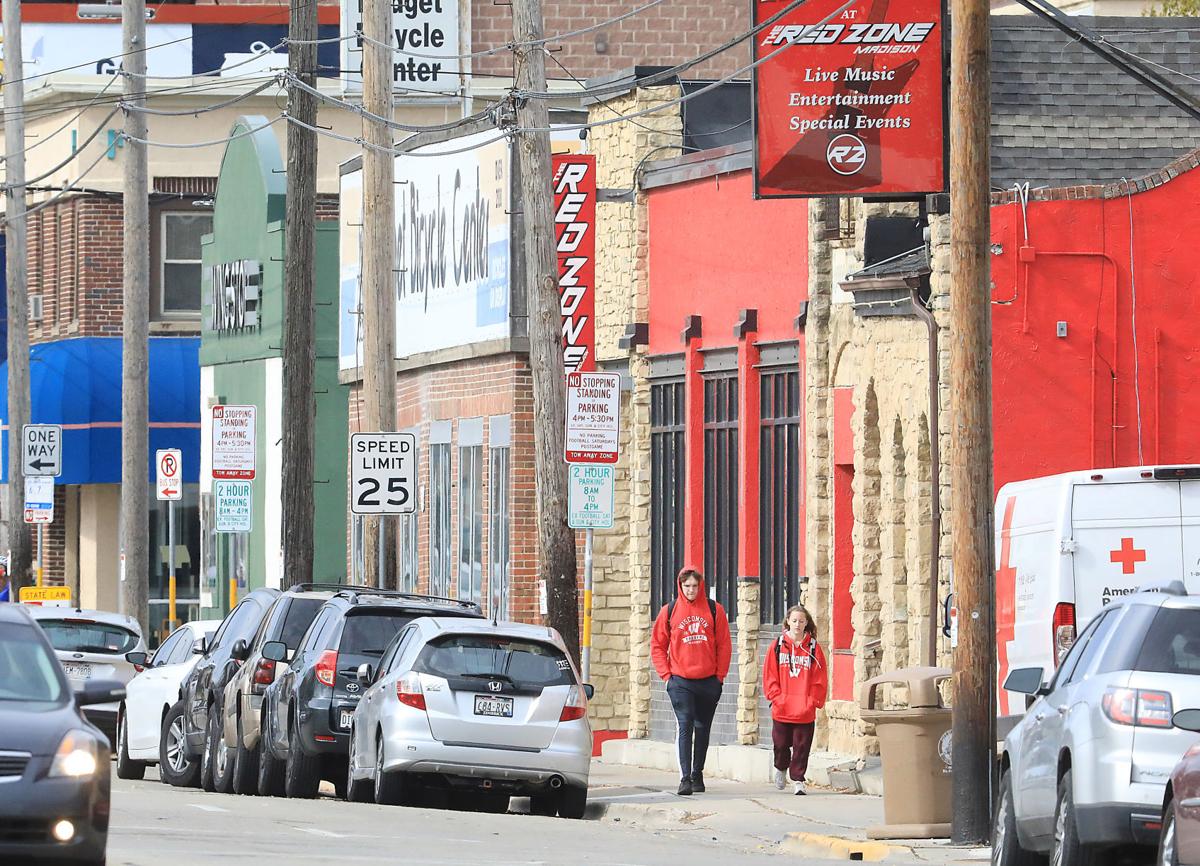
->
xmin=1052 ymin=603 xmax=1076 ymax=666
xmin=559 ymin=685 xmax=587 ymax=722
xmin=315 ymin=650 xmax=337 ymax=688
xmin=1103 ymin=687 xmax=1173 ymax=728
xmin=252 ymin=658 xmax=276 ymax=687
xmin=396 ymin=672 xmax=426 ymax=711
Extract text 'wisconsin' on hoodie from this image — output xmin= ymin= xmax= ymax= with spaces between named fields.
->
xmin=762 ymin=630 xmax=828 ymax=724
xmin=651 ymin=572 xmax=733 ymax=682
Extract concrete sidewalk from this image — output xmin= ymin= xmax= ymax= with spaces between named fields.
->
xmin=562 ymin=757 xmax=990 ymax=863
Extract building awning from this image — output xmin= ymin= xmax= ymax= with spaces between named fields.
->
xmin=0 ymin=337 xmax=200 ymax=485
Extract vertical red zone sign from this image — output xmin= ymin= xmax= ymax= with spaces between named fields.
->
xmin=752 ymin=0 xmax=947 ymax=198
xmin=553 ymin=154 xmax=597 ymax=374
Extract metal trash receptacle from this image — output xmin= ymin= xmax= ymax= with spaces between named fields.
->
xmin=859 ymin=666 xmax=952 ymax=840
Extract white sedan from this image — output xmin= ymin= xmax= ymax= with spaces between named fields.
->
xmin=116 ymin=619 xmax=221 ymax=781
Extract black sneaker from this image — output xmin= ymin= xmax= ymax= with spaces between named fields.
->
xmin=677 ymin=777 xmax=693 ymax=796
xmin=690 ymin=772 xmax=705 ymax=793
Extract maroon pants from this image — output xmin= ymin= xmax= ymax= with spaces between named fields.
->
xmin=772 ymin=720 xmax=815 ymax=782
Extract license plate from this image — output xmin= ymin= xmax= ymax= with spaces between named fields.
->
xmin=474 ymin=695 xmax=513 ymax=718
xmin=339 ymin=709 xmax=354 ymax=730
xmin=62 ymin=662 xmax=93 ymax=679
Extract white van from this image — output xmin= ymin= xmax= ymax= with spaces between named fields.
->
xmin=994 ymin=465 xmax=1200 ymax=718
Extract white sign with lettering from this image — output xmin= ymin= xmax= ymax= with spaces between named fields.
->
xmin=340 ymin=0 xmax=461 ymax=97
xmin=212 ymin=405 xmax=257 ymax=480
xmin=565 ymin=372 xmax=621 ymax=464
xmin=568 ymin=464 xmax=615 ymax=529
xmin=215 ymin=480 xmax=253 ymax=533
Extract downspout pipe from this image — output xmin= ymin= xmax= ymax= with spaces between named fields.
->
xmin=909 ymin=283 xmax=942 ymax=668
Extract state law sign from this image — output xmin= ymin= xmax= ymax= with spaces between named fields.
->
xmin=752 ymin=0 xmax=947 ymax=198
xmin=565 ymin=372 xmax=620 ymax=465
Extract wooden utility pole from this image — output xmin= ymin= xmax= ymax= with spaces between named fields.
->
xmin=281 ymin=0 xmax=318 ymax=588
xmin=120 ymin=0 xmax=150 ymax=634
xmin=2 ymin=0 xmax=33 ymax=592
xmin=949 ymin=0 xmax=995 ymax=844
xmin=511 ymin=0 xmax=579 ymax=658
xmin=360 ymin=0 xmax=397 ymax=588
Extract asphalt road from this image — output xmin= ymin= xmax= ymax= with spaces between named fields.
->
xmin=105 ymin=769 xmax=785 ymax=866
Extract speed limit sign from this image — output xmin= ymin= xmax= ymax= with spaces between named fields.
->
xmin=350 ymin=432 xmax=417 ymax=515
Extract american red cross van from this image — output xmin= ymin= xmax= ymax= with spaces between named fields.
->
xmin=995 ymin=465 xmax=1200 ymax=719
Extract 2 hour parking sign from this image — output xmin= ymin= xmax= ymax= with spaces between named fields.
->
xmin=350 ymin=432 xmax=417 ymax=515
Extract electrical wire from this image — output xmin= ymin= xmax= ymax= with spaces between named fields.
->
xmin=0 ymin=138 xmax=115 ymax=226
xmin=284 ymin=112 xmax=512 ymax=158
xmin=1121 ymin=176 xmax=1146 ymax=464
xmin=118 ymin=78 xmax=283 ymax=116
xmin=282 ymin=73 xmax=497 ymax=134
xmin=13 ymin=73 xmax=121 ymax=159
xmin=1099 ymin=38 xmax=1200 ymax=85
xmin=2 ymin=105 xmax=122 ymax=190
xmin=121 ymin=113 xmax=286 ymax=149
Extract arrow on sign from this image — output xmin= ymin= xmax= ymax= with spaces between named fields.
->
xmin=29 ymin=459 xmax=55 ymax=471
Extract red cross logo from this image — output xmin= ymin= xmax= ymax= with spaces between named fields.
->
xmin=1110 ymin=537 xmax=1147 ymax=575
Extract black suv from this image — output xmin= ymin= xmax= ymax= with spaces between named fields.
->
xmin=259 ymin=591 xmax=483 ymax=798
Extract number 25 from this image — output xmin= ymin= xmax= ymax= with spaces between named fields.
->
xmin=357 ymin=477 xmax=409 ymax=508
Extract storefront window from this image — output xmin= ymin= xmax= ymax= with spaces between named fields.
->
xmin=160 ymin=211 xmax=211 ymax=315
xmin=704 ymin=374 xmax=739 ymax=619
xmin=650 ymin=379 xmax=686 ymax=614
xmin=458 ymin=445 xmax=483 ymax=603
xmin=759 ymin=369 xmax=802 ymax=625
xmin=429 ymin=443 xmax=453 ymax=597
xmin=489 ymin=446 xmax=510 ymax=617
xmin=147 ymin=483 xmax=202 ymax=646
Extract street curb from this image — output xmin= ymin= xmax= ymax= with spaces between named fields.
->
xmin=781 ymin=831 xmax=911 ymax=861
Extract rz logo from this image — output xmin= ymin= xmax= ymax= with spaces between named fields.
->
xmin=826 ymin=134 xmax=867 ymax=176
xmin=488 ymin=681 xmax=503 ymax=692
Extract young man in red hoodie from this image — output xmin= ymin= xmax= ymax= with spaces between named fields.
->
xmin=651 ymin=568 xmax=732 ymax=796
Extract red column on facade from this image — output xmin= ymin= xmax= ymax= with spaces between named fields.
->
xmin=682 ymin=316 xmax=705 ymax=570
xmin=736 ymin=311 xmax=761 ymax=586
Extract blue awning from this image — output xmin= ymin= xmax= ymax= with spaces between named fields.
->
xmin=0 ymin=337 xmax=200 ymax=485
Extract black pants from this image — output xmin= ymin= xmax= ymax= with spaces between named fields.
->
xmin=666 ymin=675 xmax=722 ymax=779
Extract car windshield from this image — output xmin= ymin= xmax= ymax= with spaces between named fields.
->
xmin=38 ymin=619 xmax=140 ymax=655
xmin=417 ymin=634 xmax=575 ymax=688
xmin=1134 ymin=608 xmax=1200 ymax=674
xmin=339 ymin=613 xmax=415 ymax=657
xmin=0 ymin=624 xmax=65 ymax=703
xmin=280 ymin=598 xmax=323 ymax=650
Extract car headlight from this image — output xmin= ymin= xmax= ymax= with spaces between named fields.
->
xmin=49 ymin=729 xmax=99 ymax=778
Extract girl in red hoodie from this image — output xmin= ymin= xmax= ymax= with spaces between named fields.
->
xmin=763 ymin=603 xmax=827 ymax=795
xmin=651 ymin=568 xmax=732 ymax=796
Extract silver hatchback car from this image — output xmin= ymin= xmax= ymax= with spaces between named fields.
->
xmin=996 ymin=583 xmax=1200 ymax=866
xmin=345 ymin=618 xmax=593 ymax=818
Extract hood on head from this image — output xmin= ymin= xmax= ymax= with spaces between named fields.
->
xmin=676 ymin=569 xmax=708 ymax=600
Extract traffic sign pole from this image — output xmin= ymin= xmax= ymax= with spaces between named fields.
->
xmin=581 ymin=528 xmax=593 ymax=683
xmin=36 ymin=525 xmax=43 ymax=588
xmin=168 ymin=498 xmax=176 ymax=631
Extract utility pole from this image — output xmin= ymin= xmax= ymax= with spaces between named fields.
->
xmin=511 ymin=0 xmax=580 ymax=659
xmin=2 ymin=0 xmax=32 ymax=593
xmin=120 ymin=0 xmax=150 ymax=634
xmin=281 ymin=0 xmax=318 ymax=587
xmin=360 ymin=0 xmax=397 ymax=588
xmin=949 ymin=0 xmax=995 ymax=843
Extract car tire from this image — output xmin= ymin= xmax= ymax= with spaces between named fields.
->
xmin=115 ymin=710 xmax=146 ymax=781
xmin=557 ymin=783 xmax=587 ymax=820
xmin=529 ymin=793 xmax=557 ymax=816
xmin=257 ymin=738 xmax=285 ymax=798
xmin=207 ymin=707 xmax=234 ymax=794
xmin=1053 ymin=770 xmax=1100 ymax=866
xmin=994 ymin=769 xmax=1042 ymax=866
xmin=284 ymin=712 xmax=320 ymax=799
xmin=374 ymin=735 xmax=405 ymax=806
xmin=1160 ymin=797 xmax=1179 ymax=866
xmin=159 ymin=701 xmax=201 ymax=788
xmin=345 ymin=730 xmax=373 ymax=803
xmin=231 ymin=709 xmax=260 ymax=796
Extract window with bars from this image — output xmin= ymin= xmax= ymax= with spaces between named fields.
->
xmin=759 ymin=369 xmax=802 ymax=625
xmin=398 ymin=512 xmax=419 ymax=594
xmin=489 ymin=447 xmax=511 ymax=618
xmin=429 ymin=443 xmax=453 ymax=598
xmin=458 ymin=445 xmax=484 ymax=604
xmin=650 ymin=380 xmax=686 ymax=614
xmin=704 ymin=374 xmax=739 ymax=620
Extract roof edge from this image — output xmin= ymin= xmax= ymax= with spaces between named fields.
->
xmin=991 ymin=148 xmax=1200 ymax=205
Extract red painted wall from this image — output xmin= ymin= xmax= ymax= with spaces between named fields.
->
xmin=990 ymin=170 xmax=1200 ymax=489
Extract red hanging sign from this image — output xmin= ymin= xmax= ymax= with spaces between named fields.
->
xmin=553 ymin=154 xmax=597 ymax=374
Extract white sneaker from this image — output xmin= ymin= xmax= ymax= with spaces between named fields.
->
xmin=773 ymin=769 xmax=786 ymax=790
xmin=793 ymin=781 xmax=807 ymax=796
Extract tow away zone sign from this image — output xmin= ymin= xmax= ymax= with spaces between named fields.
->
xmin=565 ymin=372 xmax=620 ymax=464
xmin=212 ymin=405 xmax=257 ymax=480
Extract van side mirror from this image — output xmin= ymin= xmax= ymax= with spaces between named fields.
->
xmin=1004 ymin=667 xmax=1047 ymax=696
xmin=1174 ymin=709 xmax=1200 ymax=733
xmin=583 ymin=683 xmax=595 ymax=700
xmin=261 ymin=641 xmax=288 ymax=663
xmin=356 ymin=663 xmax=374 ymax=685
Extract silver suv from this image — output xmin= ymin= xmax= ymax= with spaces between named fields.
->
xmin=995 ymin=583 xmax=1200 ymax=866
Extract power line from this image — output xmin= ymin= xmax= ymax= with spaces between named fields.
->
xmin=0 ymin=136 xmax=115 ymax=226
xmin=121 ymin=113 xmax=286 ymax=149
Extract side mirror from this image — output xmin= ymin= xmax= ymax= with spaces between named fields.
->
xmin=583 ymin=683 xmax=595 ymax=700
xmin=1174 ymin=708 xmax=1200 ymax=733
xmin=230 ymin=639 xmax=250 ymax=662
xmin=356 ymin=663 xmax=374 ymax=685
xmin=76 ymin=679 xmax=126 ymax=707
xmin=193 ymin=636 xmax=208 ymax=655
xmin=1003 ymin=667 xmax=1047 ymax=696
xmin=125 ymin=651 xmax=149 ymax=668
xmin=261 ymin=641 xmax=288 ymax=663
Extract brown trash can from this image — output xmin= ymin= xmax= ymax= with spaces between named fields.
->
xmin=859 ymin=666 xmax=952 ymax=840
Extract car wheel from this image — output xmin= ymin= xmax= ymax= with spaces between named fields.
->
xmin=257 ymin=735 xmax=285 ymax=798
xmin=1053 ymin=769 xmax=1100 ymax=866
xmin=557 ymin=783 xmax=587 ymax=820
xmin=345 ymin=729 xmax=372 ymax=803
xmin=529 ymin=793 xmax=557 ymax=816
xmin=207 ymin=707 xmax=234 ymax=794
xmin=158 ymin=701 xmax=201 ymax=788
xmin=1160 ymin=797 xmax=1179 ymax=866
xmin=374 ymin=735 xmax=405 ymax=806
xmin=284 ymin=712 xmax=320 ymax=799
xmin=231 ymin=709 xmax=260 ymax=796
xmin=115 ymin=710 xmax=146 ymax=781
xmin=994 ymin=768 xmax=1042 ymax=866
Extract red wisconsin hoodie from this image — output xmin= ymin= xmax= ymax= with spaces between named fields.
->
xmin=762 ymin=631 xmax=828 ymax=724
xmin=651 ymin=573 xmax=732 ymax=682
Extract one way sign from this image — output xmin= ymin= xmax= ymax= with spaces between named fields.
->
xmin=23 ymin=425 xmax=62 ymax=478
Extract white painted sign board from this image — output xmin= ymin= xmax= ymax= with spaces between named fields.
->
xmin=350 ymin=432 xmax=417 ymax=515
xmin=212 ymin=405 xmax=257 ymax=480
xmin=569 ymin=464 xmax=615 ymax=529
xmin=565 ymin=371 xmax=621 ymax=464
xmin=22 ymin=424 xmax=62 ymax=477
xmin=340 ymin=0 xmax=461 ymax=97
xmin=156 ymin=449 xmax=183 ymax=501
xmin=215 ymin=480 xmax=253 ymax=533
xmin=23 ymin=476 xmax=54 ymax=524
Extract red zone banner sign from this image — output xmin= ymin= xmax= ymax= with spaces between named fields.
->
xmin=553 ymin=154 xmax=597 ymax=375
xmin=752 ymin=0 xmax=947 ymax=197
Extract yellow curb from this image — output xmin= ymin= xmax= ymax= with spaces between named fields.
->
xmin=782 ymin=831 xmax=912 ymax=861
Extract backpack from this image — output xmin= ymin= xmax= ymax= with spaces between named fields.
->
xmin=775 ymin=633 xmax=822 ymax=668
xmin=666 ymin=595 xmax=718 ymax=626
